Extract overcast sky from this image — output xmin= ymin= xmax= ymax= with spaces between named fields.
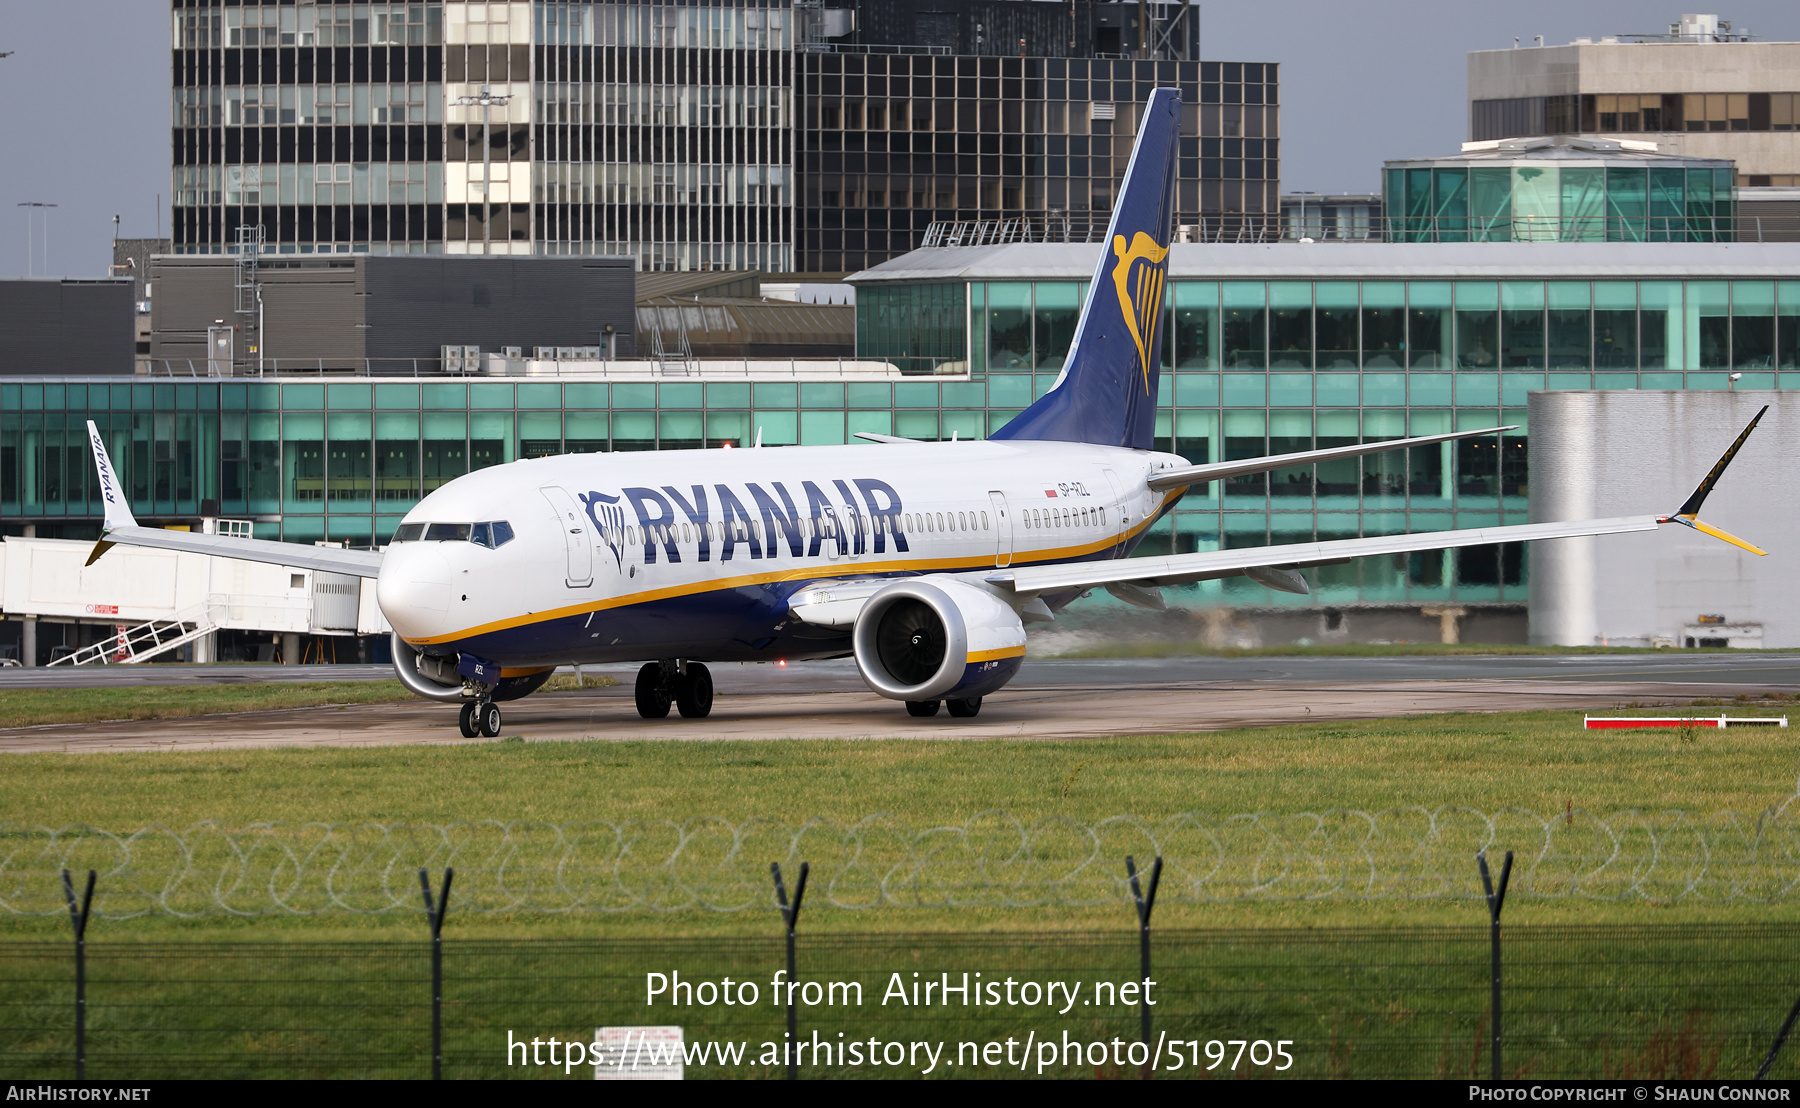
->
xmin=2 ymin=1 xmax=1798 ymax=278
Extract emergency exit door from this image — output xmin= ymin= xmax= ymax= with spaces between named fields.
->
xmin=989 ymin=491 xmax=1013 ymax=567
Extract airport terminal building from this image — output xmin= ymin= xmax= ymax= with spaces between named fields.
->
xmin=5 ymin=239 xmax=1800 ymax=657
xmin=853 ymin=239 xmax=1799 ymax=615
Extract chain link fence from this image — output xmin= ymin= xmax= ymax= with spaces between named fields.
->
xmin=7 ymin=797 xmax=1800 ymax=918
xmin=5 ymin=926 xmax=1800 ymax=1079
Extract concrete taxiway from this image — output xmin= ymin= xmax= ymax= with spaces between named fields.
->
xmin=2 ymin=654 xmax=1794 ymax=753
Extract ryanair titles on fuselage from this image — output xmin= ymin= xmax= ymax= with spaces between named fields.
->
xmin=578 ymin=477 xmax=910 ymax=572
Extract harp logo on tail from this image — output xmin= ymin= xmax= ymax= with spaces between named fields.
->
xmin=1110 ymin=230 xmax=1169 ymax=394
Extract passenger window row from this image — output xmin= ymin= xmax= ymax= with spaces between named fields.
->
xmin=1023 ymin=506 xmax=1105 ymax=530
xmin=616 ymin=510 xmax=1015 ymax=548
xmin=902 ymin=511 xmax=990 ymax=534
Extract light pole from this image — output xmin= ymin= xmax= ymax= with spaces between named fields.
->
xmin=17 ymin=202 xmax=56 ymax=276
xmin=450 ymin=85 xmax=512 ymax=254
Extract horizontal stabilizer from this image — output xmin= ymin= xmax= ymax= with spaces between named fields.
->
xmin=89 ymin=525 xmax=385 ymax=578
xmin=852 ymin=432 xmax=922 ymax=445
xmin=85 ymin=418 xmax=384 ymax=578
xmin=1147 ymin=426 xmax=1516 ymax=491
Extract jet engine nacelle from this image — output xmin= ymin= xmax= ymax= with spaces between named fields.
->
xmin=851 ymin=578 xmax=1026 ymax=702
xmin=389 ymin=634 xmax=552 ymax=702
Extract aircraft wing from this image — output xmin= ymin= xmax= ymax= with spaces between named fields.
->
xmin=1146 ymin=426 xmax=1515 ymax=491
xmin=82 ymin=421 xmax=385 ymax=579
xmin=997 ymin=404 xmax=1771 ymax=598
xmin=987 ymin=515 xmax=1660 ymax=596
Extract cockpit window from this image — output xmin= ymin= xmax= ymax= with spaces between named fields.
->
xmin=469 ymin=521 xmax=516 ymax=549
xmin=400 ymin=522 xmax=513 ymax=547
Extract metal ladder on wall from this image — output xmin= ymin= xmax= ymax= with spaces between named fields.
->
xmin=646 ymin=304 xmax=694 ymax=376
xmin=235 ymin=225 xmax=263 ymax=376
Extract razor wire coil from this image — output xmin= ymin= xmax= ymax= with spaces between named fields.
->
xmin=5 ymin=798 xmax=1800 ymax=918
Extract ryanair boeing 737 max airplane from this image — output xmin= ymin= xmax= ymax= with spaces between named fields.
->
xmin=83 ymin=89 xmax=1769 ymax=736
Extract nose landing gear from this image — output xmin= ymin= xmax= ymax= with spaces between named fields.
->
xmin=635 ymin=660 xmax=715 ymax=719
xmin=458 ymin=696 xmax=503 ymax=738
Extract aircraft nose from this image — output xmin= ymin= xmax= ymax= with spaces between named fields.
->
xmin=377 ymin=545 xmax=454 ymax=640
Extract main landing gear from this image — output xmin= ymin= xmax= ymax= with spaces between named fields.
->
xmin=636 ymin=660 xmax=714 ymax=719
xmin=905 ymin=696 xmax=982 ymax=718
xmin=458 ymin=697 xmax=503 ymax=738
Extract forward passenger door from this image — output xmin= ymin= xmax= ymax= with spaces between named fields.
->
xmin=539 ymin=485 xmax=593 ymax=587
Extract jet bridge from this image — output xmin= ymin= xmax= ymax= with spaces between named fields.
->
xmin=0 ymin=530 xmax=388 ymax=666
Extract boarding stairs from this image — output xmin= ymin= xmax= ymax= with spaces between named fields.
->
xmin=47 ymin=599 xmax=223 ymax=667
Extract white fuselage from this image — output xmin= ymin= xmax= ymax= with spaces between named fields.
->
xmin=375 ymin=440 xmax=1185 ymax=667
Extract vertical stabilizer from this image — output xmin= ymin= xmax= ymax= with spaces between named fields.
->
xmin=991 ymin=88 xmax=1181 ymax=450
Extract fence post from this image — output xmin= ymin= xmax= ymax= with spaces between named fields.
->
xmin=1756 ymin=993 xmax=1800 ymax=1079
xmin=1125 ymin=855 xmax=1163 ymax=1079
xmin=419 ymin=866 xmax=454 ymax=1081
xmin=60 ymin=869 xmax=95 ymax=1081
xmin=771 ymin=861 xmax=809 ymax=1081
xmin=1477 ymin=850 xmax=1513 ymax=1081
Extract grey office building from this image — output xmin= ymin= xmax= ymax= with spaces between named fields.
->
xmin=169 ymin=0 xmax=1275 ymax=271
xmin=147 ymin=253 xmax=635 ymax=372
xmin=0 ymin=279 xmax=136 ymax=377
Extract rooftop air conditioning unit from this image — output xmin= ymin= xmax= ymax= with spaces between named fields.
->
xmin=441 ymin=345 xmax=479 ymax=373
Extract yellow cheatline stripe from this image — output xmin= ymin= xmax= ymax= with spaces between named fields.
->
xmin=968 ymin=646 xmax=1027 ymax=663
xmin=408 ymin=488 xmax=1191 ymax=646
xmin=1691 ymin=518 xmax=1769 ymax=556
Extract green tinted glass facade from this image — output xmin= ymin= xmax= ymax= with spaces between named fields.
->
xmin=8 ymin=273 xmax=1799 ymax=610
xmin=1383 ymin=163 xmax=1736 ymax=242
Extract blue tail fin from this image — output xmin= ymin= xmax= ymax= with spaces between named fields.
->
xmin=991 ymin=88 xmax=1180 ymax=451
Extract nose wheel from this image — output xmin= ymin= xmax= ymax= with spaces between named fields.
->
xmin=458 ymin=698 xmax=504 ymax=738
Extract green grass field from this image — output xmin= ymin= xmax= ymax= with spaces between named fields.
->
xmin=0 ymin=681 xmax=416 ymax=727
xmin=5 ymin=702 xmax=1799 ymax=938
xmin=0 ymin=674 xmax=615 ymax=728
xmin=10 ymin=704 xmax=1798 ymax=825
xmin=8 ymin=694 xmax=1800 ymax=1080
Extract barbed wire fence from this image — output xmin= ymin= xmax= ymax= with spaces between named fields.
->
xmin=8 ymin=796 xmax=1800 ymax=919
